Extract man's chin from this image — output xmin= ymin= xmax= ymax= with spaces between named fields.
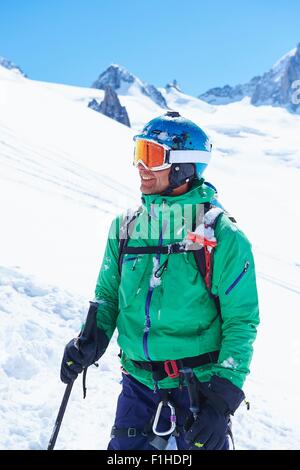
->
xmin=140 ymin=183 xmax=156 ymax=194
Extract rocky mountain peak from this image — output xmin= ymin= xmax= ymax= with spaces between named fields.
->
xmin=166 ymin=79 xmax=182 ymax=92
xmin=251 ymin=44 xmax=300 ymax=112
xmin=0 ymin=56 xmax=26 ymax=77
xmin=91 ymin=64 xmax=136 ymax=92
xmin=92 ymin=64 xmax=168 ymax=109
xmin=199 ymin=43 xmax=300 ymax=113
xmin=88 ymin=86 xmax=130 ymax=127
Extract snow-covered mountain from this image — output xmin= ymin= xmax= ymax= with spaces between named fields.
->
xmin=199 ymin=76 xmax=261 ymax=105
xmin=199 ymin=43 xmax=300 ymax=114
xmin=88 ymin=86 xmax=131 ymax=127
xmin=165 ymin=79 xmax=183 ymax=93
xmin=251 ymin=44 xmax=300 ymax=112
xmin=0 ymin=56 xmax=26 ymax=77
xmin=1 ymin=59 xmax=300 ymax=450
xmin=92 ymin=64 xmax=168 ymax=109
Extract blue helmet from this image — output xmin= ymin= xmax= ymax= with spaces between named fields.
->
xmin=134 ymin=111 xmax=212 ymax=190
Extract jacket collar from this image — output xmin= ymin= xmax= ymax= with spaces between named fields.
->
xmin=141 ymin=180 xmax=215 ymax=213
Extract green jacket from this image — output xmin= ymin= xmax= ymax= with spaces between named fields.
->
xmin=95 ymin=181 xmax=259 ymax=390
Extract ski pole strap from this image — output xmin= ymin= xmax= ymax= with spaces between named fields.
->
xmin=131 ymin=351 xmax=220 ymax=382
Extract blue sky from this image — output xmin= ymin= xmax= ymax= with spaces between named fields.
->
xmin=0 ymin=0 xmax=299 ymax=95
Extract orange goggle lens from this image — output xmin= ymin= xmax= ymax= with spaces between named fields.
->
xmin=134 ymin=140 xmax=167 ymax=169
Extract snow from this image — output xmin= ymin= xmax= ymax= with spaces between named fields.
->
xmin=150 ymin=258 xmax=162 ymax=288
xmin=220 ymin=357 xmax=239 ymax=370
xmin=204 ymin=207 xmax=223 ymax=228
xmin=1 ymin=63 xmax=300 ymax=449
xmin=271 ymin=47 xmax=297 ymax=73
xmin=0 ymin=266 xmax=120 ymax=450
xmin=0 ymin=58 xmax=25 ymax=78
xmin=159 ymin=85 xmax=215 ymax=114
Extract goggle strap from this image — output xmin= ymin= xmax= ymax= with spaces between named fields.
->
xmin=169 ymin=150 xmax=211 ymax=164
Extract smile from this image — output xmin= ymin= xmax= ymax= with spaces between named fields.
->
xmin=141 ymin=175 xmax=155 ymax=181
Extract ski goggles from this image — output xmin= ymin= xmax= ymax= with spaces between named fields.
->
xmin=133 ymin=138 xmax=211 ymax=171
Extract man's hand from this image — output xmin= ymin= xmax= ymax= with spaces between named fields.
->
xmin=60 ymin=338 xmax=88 ymax=384
xmin=60 ymin=301 xmax=109 ymax=384
xmin=184 ymin=402 xmax=229 ymax=450
xmin=184 ymin=375 xmax=245 ymax=450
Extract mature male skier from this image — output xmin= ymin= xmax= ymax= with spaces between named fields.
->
xmin=60 ymin=111 xmax=259 ymax=450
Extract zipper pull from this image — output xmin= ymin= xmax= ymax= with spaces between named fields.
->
xmin=132 ymin=257 xmax=138 ymax=271
xmin=244 ymin=261 xmax=250 ymax=272
xmin=154 ymin=258 xmax=169 ymax=278
xmin=225 ymin=260 xmax=250 ymax=295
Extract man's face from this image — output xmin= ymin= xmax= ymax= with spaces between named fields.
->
xmin=138 ymin=163 xmax=171 ymax=195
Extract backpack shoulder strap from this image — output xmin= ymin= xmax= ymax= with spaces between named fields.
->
xmin=192 ymin=203 xmax=224 ymax=314
xmin=118 ymin=206 xmax=142 ymax=275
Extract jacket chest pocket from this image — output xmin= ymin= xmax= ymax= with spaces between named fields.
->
xmin=118 ymin=254 xmax=149 ymax=309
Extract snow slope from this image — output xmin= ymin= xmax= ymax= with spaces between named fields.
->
xmin=0 ymin=266 xmax=119 ymax=450
xmin=1 ymin=65 xmax=300 ymax=449
xmin=0 ymin=65 xmax=139 ymax=293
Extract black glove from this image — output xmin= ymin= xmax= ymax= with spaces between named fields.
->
xmin=185 ymin=401 xmax=229 ymax=450
xmin=60 ymin=301 xmax=109 ymax=384
xmin=184 ymin=375 xmax=245 ymax=450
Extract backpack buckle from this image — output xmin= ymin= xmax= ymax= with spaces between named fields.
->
xmin=128 ymin=427 xmax=137 ymax=437
xmin=164 ymin=360 xmax=180 ymax=379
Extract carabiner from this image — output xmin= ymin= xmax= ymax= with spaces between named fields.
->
xmin=152 ymin=400 xmax=177 ymax=436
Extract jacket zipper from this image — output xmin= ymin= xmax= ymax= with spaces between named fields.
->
xmin=123 ymin=256 xmax=139 ymax=263
xmin=142 ymin=220 xmax=166 ymax=361
xmin=225 ymin=261 xmax=250 ymax=295
xmin=143 ymin=288 xmax=154 ymax=361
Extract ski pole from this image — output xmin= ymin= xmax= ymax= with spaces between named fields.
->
xmin=47 ymin=301 xmax=99 ymax=450
xmin=47 ymin=381 xmax=74 ymax=450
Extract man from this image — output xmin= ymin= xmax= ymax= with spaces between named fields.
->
xmin=61 ymin=111 xmax=259 ymax=450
